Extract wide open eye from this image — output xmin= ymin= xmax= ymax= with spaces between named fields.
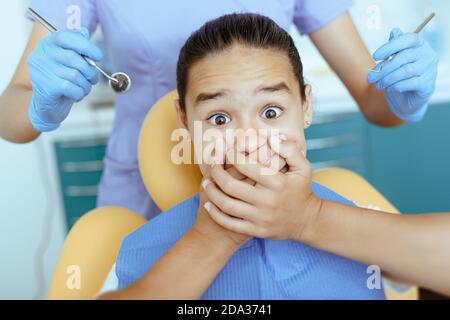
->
xmin=207 ymin=113 xmax=231 ymax=126
xmin=261 ymin=105 xmax=283 ymax=120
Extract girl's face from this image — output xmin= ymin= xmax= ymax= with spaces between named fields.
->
xmin=176 ymin=44 xmax=313 ymax=177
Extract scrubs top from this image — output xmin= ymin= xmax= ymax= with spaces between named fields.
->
xmin=116 ymin=182 xmax=385 ymax=299
xmin=29 ymin=0 xmax=354 ymax=219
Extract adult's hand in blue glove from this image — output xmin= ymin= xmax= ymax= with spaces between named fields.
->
xmin=367 ymin=28 xmax=439 ymax=122
xmin=28 ymin=27 xmax=102 ymax=132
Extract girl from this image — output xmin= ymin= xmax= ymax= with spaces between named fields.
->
xmin=99 ymin=13 xmax=385 ymax=300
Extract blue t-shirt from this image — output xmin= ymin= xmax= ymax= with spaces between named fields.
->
xmin=116 ymin=182 xmax=385 ymax=299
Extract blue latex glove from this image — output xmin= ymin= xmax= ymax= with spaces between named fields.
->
xmin=28 ymin=27 xmax=102 ymax=132
xmin=367 ymin=28 xmax=439 ymax=122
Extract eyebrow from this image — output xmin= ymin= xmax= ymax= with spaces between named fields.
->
xmin=193 ymin=81 xmax=291 ymax=106
xmin=254 ymin=82 xmax=291 ymax=94
xmin=195 ymin=90 xmax=229 ymax=105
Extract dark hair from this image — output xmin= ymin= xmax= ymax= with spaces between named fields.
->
xmin=176 ymin=13 xmax=306 ymax=112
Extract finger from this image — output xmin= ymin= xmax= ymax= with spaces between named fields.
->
xmin=234 ymin=130 xmax=267 ymax=154
xmin=248 ymin=141 xmax=273 ymax=165
xmin=244 ymin=137 xmax=286 ymax=176
xmin=226 ymin=147 xmax=283 ymax=190
xmin=270 ymin=139 xmax=310 ymax=176
xmin=257 ymin=147 xmax=287 ymax=177
xmin=48 ymin=46 xmax=99 ymax=84
xmin=204 ymin=201 xmax=258 ymax=236
xmin=54 ymin=65 xmax=92 ymax=95
xmin=210 ymin=164 xmax=264 ymax=205
xmin=225 ymin=165 xmax=246 ymax=180
xmin=213 ymin=136 xmax=227 ymax=165
xmin=266 ymin=152 xmax=287 ymax=172
xmin=50 ymin=28 xmax=103 ymax=62
xmin=226 ymin=166 xmax=256 ymax=187
xmin=375 ymin=61 xmax=428 ymax=90
xmin=387 ymin=77 xmax=423 ymax=93
xmin=368 ymin=48 xmax=420 ymax=83
xmin=390 ymin=27 xmax=403 ymax=40
xmin=59 ymin=80 xmax=85 ymax=101
xmin=248 ymin=142 xmax=286 ymax=171
xmin=260 ymin=134 xmax=288 ymax=171
xmin=202 ymin=178 xmax=257 ymax=221
xmin=373 ymin=31 xmax=423 ymax=61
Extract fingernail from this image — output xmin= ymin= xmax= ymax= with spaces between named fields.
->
xmin=204 ymin=202 xmax=212 ymax=212
xmin=201 ymin=179 xmax=211 ymax=190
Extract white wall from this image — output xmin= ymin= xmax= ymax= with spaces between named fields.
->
xmin=0 ymin=1 xmax=66 ymax=299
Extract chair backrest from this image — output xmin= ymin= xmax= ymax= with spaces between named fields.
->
xmin=138 ymin=91 xmax=202 ymax=211
xmin=47 ymin=207 xmax=146 ymax=299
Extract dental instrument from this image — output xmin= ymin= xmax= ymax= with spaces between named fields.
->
xmin=373 ymin=13 xmax=435 ymax=72
xmin=27 ymin=7 xmax=131 ymax=93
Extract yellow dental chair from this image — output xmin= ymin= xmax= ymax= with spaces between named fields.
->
xmin=47 ymin=91 xmax=418 ymax=300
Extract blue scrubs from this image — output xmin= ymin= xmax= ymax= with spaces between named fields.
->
xmin=116 ymin=182 xmax=385 ymax=299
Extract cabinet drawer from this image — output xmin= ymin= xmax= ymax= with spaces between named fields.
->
xmin=306 ymin=112 xmax=368 ymax=176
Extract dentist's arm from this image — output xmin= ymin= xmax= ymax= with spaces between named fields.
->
xmin=309 ymin=12 xmax=438 ymax=127
xmin=303 ymin=201 xmax=450 ymax=297
xmin=0 ymin=23 xmax=101 ymax=142
xmin=0 ymin=23 xmax=47 ymax=143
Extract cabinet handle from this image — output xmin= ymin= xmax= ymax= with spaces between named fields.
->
xmin=64 ymin=186 xmax=98 ymax=197
xmin=307 ymin=134 xmax=358 ymax=151
xmin=312 ymin=112 xmax=356 ymax=125
xmin=57 ymin=139 xmax=107 ymax=149
xmin=61 ymin=160 xmax=104 ymax=173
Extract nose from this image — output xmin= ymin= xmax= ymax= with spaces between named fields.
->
xmin=223 ymin=112 xmax=257 ymax=152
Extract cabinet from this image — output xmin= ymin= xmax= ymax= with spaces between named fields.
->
xmin=367 ymin=102 xmax=450 ymax=213
xmin=307 ymin=112 xmax=368 ymax=176
xmin=54 ymin=138 xmax=107 ymax=229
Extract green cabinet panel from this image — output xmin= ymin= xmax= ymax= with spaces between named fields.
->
xmin=54 ymin=138 xmax=107 ymax=230
xmin=307 ymin=114 xmax=365 ymax=138
xmin=63 ymin=197 xmax=98 ymax=229
xmin=306 ymin=112 xmax=368 ymax=176
xmin=367 ymin=103 xmax=450 ymax=214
